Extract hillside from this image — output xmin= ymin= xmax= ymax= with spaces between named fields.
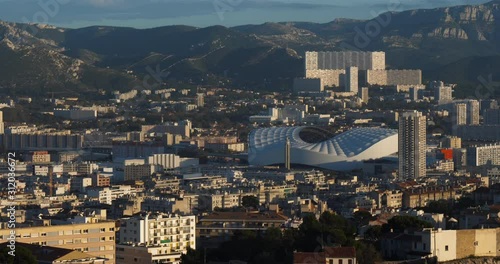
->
xmin=1 ymin=1 xmax=500 ymax=97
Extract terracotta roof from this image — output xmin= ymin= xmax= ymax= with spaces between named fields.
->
xmin=324 ymin=247 xmax=356 ymax=258
xmin=293 ymin=252 xmax=325 ymax=264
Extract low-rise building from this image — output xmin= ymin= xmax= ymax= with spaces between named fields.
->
xmin=402 ymin=186 xmax=455 ymax=208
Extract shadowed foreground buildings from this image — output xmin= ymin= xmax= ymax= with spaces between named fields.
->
xmin=0 ymin=242 xmax=107 ymax=263
xmin=382 ymin=228 xmax=500 ymax=262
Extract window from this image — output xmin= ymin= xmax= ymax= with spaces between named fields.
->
xmin=423 ymin=243 xmax=426 ymax=250
xmin=83 ymin=229 xmax=88 ymax=234
xmin=348 ymin=260 xmax=352 ymax=264
xmin=100 ymin=228 xmax=106 ymax=233
xmin=329 ymin=260 xmax=333 ymax=264
xmin=445 ymin=245 xmax=449 ymax=251
xmin=474 ymin=241 xmax=479 ymax=246
xmin=339 ymin=260 xmax=343 ymax=264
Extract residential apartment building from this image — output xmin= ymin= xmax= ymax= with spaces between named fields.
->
xmin=197 ymin=211 xmax=288 ymax=242
xmin=305 ymin=51 xmax=386 ymax=71
xmin=54 ymin=108 xmax=97 ymax=120
xmin=431 ymin=81 xmax=454 ymax=104
xmin=0 ymin=217 xmax=116 ymax=263
xmin=124 ymin=164 xmax=154 ymax=181
xmin=87 ymin=185 xmax=137 ymax=205
xmin=0 ymin=132 xmax=83 ymax=151
xmin=345 ymin=66 xmax=359 ymax=93
xmin=198 ymin=192 xmax=256 ymax=211
xmin=27 ymin=150 xmax=51 ymax=164
xmin=371 ymin=190 xmax=403 ymax=209
xmin=441 ymin=136 xmax=461 ymax=149
xmin=141 ymin=120 xmax=192 ymax=138
xmin=0 ymin=111 xmax=4 ymax=134
xmin=398 ymin=111 xmax=427 ymax=180
xmin=148 ymin=153 xmax=199 ymax=171
xmin=117 ymin=213 xmax=196 ymax=264
xmin=204 ymin=142 xmax=246 ymax=152
xmin=402 ymin=186 xmax=456 ymax=208
xmin=467 ymin=144 xmax=500 ymax=166
xmin=484 ymin=109 xmax=500 ymax=125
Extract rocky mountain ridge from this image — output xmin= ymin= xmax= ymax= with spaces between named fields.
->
xmin=0 ymin=1 xmax=500 ymax=97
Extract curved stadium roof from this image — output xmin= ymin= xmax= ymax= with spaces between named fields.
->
xmin=248 ymin=126 xmax=398 ymax=171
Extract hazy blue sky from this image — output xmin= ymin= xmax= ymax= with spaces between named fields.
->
xmin=0 ymin=0 xmax=492 ymax=28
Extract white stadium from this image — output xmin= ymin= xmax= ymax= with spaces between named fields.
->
xmin=248 ymin=126 xmax=398 ymax=171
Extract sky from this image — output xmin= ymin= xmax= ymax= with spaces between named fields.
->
xmin=0 ymin=0 xmax=492 ymax=29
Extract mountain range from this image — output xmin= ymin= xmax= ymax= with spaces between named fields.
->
xmin=1 ymin=0 xmax=500 ymax=98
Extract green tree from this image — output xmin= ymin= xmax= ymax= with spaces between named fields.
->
xmin=353 ymin=211 xmax=376 ymax=226
xmin=264 ymin=227 xmax=282 ymax=241
xmin=355 ymin=241 xmax=382 ymax=264
xmin=0 ymin=246 xmax=37 ymax=264
xmin=181 ymin=248 xmax=203 ymax=264
xmin=364 ymin=226 xmax=382 ymax=241
xmin=424 ymin=200 xmax=452 ymax=215
xmin=455 ymin=197 xmax=475 ymax=210
xmin=241 ymin=195 xmax=259 ymax=208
